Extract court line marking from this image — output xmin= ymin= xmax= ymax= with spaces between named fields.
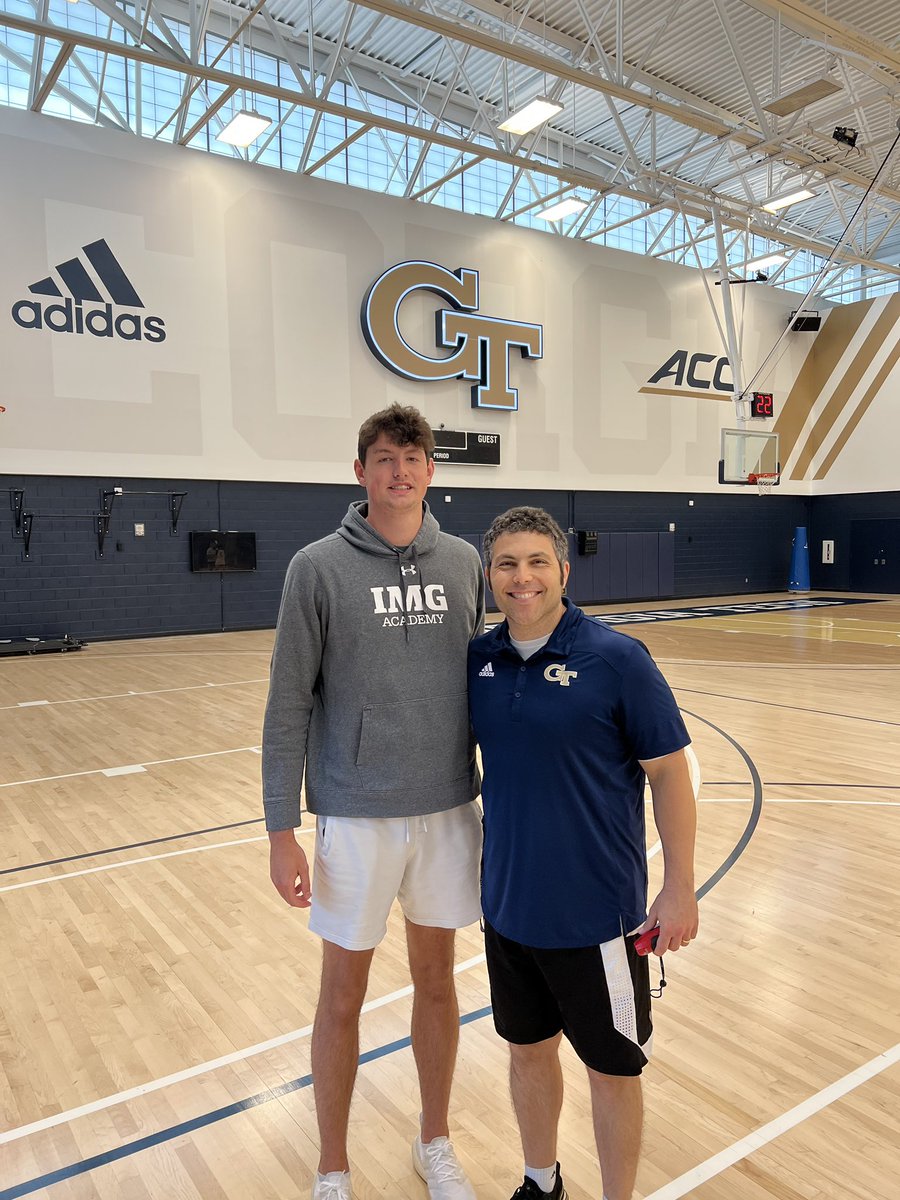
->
xmin=9 ymin=783 xmax=895 ymax=879
xmin=0 ymin=1005 xmax=494 ymax=1200
xmin=0 ymin=651 xmax=270 ymax=664
xmin=16 ymin=783 xmax=890 ymax=902
xmin=0 ymin=952 xmax=489 ymax=1148
xmin=674 ymin=686 xmax=900 ymax=727
xmin=699 ymin=798 xmax=900 ymax=806
xmin=0 ymin=824 xmax=668 ymax=895
xmin=705 ymin=781 xmax=900 ymax=789
xmin=658 ymin=661 xmax=900 ymax=671
xmin=1 ymin=848 xmax=668 ymax=1137
xmin=0 ymin=745 xmax=262 ymax=790
xmin=0 ymin=817 xmax=267 ymax=877
xmin=0 ymin=835 xmax=272 ymax=894
xmin=0 ymin=678 xmax=268 ymax=712
xmin=669 ymin=614 xmax=900 ymax=637
xmin=642 ymin=1041 xmax=900 ymax=1200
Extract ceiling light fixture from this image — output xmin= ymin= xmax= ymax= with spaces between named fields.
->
xmin=763 ymin=77 xmax=842 ymax=117
xmin=536 ymin=197 xmax=588 ymax=221
xmin=499 ymin=96 xmax=563 ymax=136
xmin=746 ymin=252 xmax=788 ymax=271
xmin=763 ymin=188 xmax=816 ymax=213
xmin=216 ymin=110 xmax=272 ymax=148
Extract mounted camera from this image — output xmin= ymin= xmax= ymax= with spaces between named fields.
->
xmin=832 ymin=126 xmax=859 ymax=149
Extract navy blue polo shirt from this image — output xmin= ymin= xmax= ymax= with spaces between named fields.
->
xmin=468 ymin=599 xmax=689 ymax=949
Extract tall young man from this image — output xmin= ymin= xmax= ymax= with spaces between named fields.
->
xmin=468 ymin=507 xmax=698 ymax=1200
xmin=263 ymin=405 xmax=485 ymax=1200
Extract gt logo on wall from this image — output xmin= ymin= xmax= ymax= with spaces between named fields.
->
xmin=361 ymin=261 xmax=542 ymax=410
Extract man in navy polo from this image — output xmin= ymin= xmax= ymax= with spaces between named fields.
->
xmin=469 ymin=506 xmax=698 ymax=1200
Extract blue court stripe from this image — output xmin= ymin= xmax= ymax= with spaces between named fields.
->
xmin=680 ymin=708 xmax=763 ymax=904
xmin=0 ymin=1006 xmax=493 ymax=1199
xmin=0 ymin=818 xmax=266 ymax=877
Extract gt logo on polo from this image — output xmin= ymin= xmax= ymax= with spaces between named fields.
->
xmin=361 ymin=261 xmax=542 ymax=410
xmin=544 ymin=664 xmax=578 ymax=687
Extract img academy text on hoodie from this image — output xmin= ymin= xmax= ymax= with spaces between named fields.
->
xmin=262 ymin=501 xmax=486 ymax=832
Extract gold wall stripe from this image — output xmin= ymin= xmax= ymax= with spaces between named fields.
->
xmin=791 ymin=295 xmax=900 ymax=479
xmin=814 ymin=308 xmax=900 ymax=479
xmin=637 ymin=387 xmax=732 ymax=400
xmin=773 ymin=301 xmax=872 ymax=464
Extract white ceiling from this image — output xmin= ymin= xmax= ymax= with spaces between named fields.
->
xmin=3 ymin=0 xmax=900 ymax=294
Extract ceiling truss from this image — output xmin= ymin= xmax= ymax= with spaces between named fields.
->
xmin=3 ymin=0 xmax=900 ymax=300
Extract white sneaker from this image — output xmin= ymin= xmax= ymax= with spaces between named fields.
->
xmin=412 ymin=1135 xmax=476 ymax=1200
xmin=312 ymin=1170 xmax=352 ymax=1199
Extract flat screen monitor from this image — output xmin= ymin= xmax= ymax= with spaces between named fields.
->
xmin=190 ymin=531 xmax=257 ymax=572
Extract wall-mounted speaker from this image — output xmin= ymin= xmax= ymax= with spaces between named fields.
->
xmin=790 ymin=309 xmax=822 ymax=331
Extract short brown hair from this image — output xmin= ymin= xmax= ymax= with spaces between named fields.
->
xmin=357 ymin=404 xmax=435 ymax=463
xmin=483 ymin=507 xmax=569 ymax=572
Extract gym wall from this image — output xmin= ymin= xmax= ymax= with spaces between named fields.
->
xmin=1 ymin=106 xmax=896 ymax=636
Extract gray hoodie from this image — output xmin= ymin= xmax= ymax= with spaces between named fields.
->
xmin=262 ymin=501 xmax=485 ymax=831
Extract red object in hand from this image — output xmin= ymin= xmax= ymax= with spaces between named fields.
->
xmin=634 ymin=926 xmax=660 ymax=956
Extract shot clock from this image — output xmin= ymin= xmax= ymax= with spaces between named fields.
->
xmin=750 ymin=391 xmax=774 ymax=420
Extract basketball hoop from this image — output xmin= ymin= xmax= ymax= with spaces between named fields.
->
xmin=748 ymin=472 xmax=779 ymax=495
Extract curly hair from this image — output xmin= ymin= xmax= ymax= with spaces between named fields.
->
xmin=482 ymin=506 xmax=568 ymax=572
xmin=357 ymin=404 xmax=435 ymax=463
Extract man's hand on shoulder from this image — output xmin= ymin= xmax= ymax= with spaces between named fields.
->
xmin=268 ymin=829 xmax=312 ymax=908
xmin=638 ymin=883 xmax=699 ymax=956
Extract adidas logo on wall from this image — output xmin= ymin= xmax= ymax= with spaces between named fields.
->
xmin=11 ymin=239 xmax=166 ymax=343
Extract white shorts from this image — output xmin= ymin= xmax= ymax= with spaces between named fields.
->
xmin=308 ymin=802 xmax=483 ymax=951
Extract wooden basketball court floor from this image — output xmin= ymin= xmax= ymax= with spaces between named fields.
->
xmin=1 ymin=592 xmax=898 ymax=1200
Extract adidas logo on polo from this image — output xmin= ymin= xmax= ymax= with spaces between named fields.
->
xmin=478 ymin=662 xmax=495 ymax=677
xmin=11 ymin=238 xmax=167 ymax=343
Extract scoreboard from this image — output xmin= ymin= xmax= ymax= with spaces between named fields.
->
xmin=432 ymin=429 xmax=501 ymax=465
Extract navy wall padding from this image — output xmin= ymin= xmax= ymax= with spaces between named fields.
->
xmin=572 ymin=489 xmax=810 ymax=598
xmin=809 ymin=491 xmax=900 ymax=590
xmin=7 ymin=475 xmax=895 ymax=640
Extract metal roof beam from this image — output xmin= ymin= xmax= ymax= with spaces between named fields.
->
xmin=88 ymin=0 xmax=187 ymax=63
xmin=349 ymin=0 xmax=900 ymax=212
xmin=712 ymin=0 xmax=773 ymax=136
xmin=0 ymin=36 xmax=124 ymax=128
xmin=30 ymin=37 xmax=75 ymax=113
xmin=3 ymin=9 xmax=898 ymax=278
xmin=737 ymin=0 xmax=900 ymax=77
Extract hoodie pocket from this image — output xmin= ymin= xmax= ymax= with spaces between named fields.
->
xmin=356 ymin=691 xmax=472 ymax=792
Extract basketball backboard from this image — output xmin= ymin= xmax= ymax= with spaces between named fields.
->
xmin=718 ymin=428 xmax=780 ymax=486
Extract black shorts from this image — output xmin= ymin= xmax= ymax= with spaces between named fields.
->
xmin=484 ymin=921 xmax=652 ymax=1077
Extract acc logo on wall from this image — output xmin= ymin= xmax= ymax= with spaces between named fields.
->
xmin=640 ymin=349 xmax=733 ymax=399
xmin=10 ymin=238 xmax=167 ymax=344
xmin=361 ymin=261 xmax=542 ymax=410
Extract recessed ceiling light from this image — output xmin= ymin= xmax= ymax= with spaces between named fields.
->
xmin=499 ymin=97 xmax=564 ymax=136
xmin=216 ymin=110 xmax=273 ymax=148
xmin=536 ymin=197 xmax=588 ymax=221
xmin=763 ymin=188 xmax=816 ymax=212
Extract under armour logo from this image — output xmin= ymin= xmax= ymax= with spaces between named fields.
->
xmin=401 ymin=564 xmax=417 ymax=576
xmin=478 ymin=662 xmax=495 ymax=677
xmin=544 ymin=663 xmax=578 ymax=687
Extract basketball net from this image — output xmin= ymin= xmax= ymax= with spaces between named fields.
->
xmin=749 ymin=472 xmax=779 ymax=495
